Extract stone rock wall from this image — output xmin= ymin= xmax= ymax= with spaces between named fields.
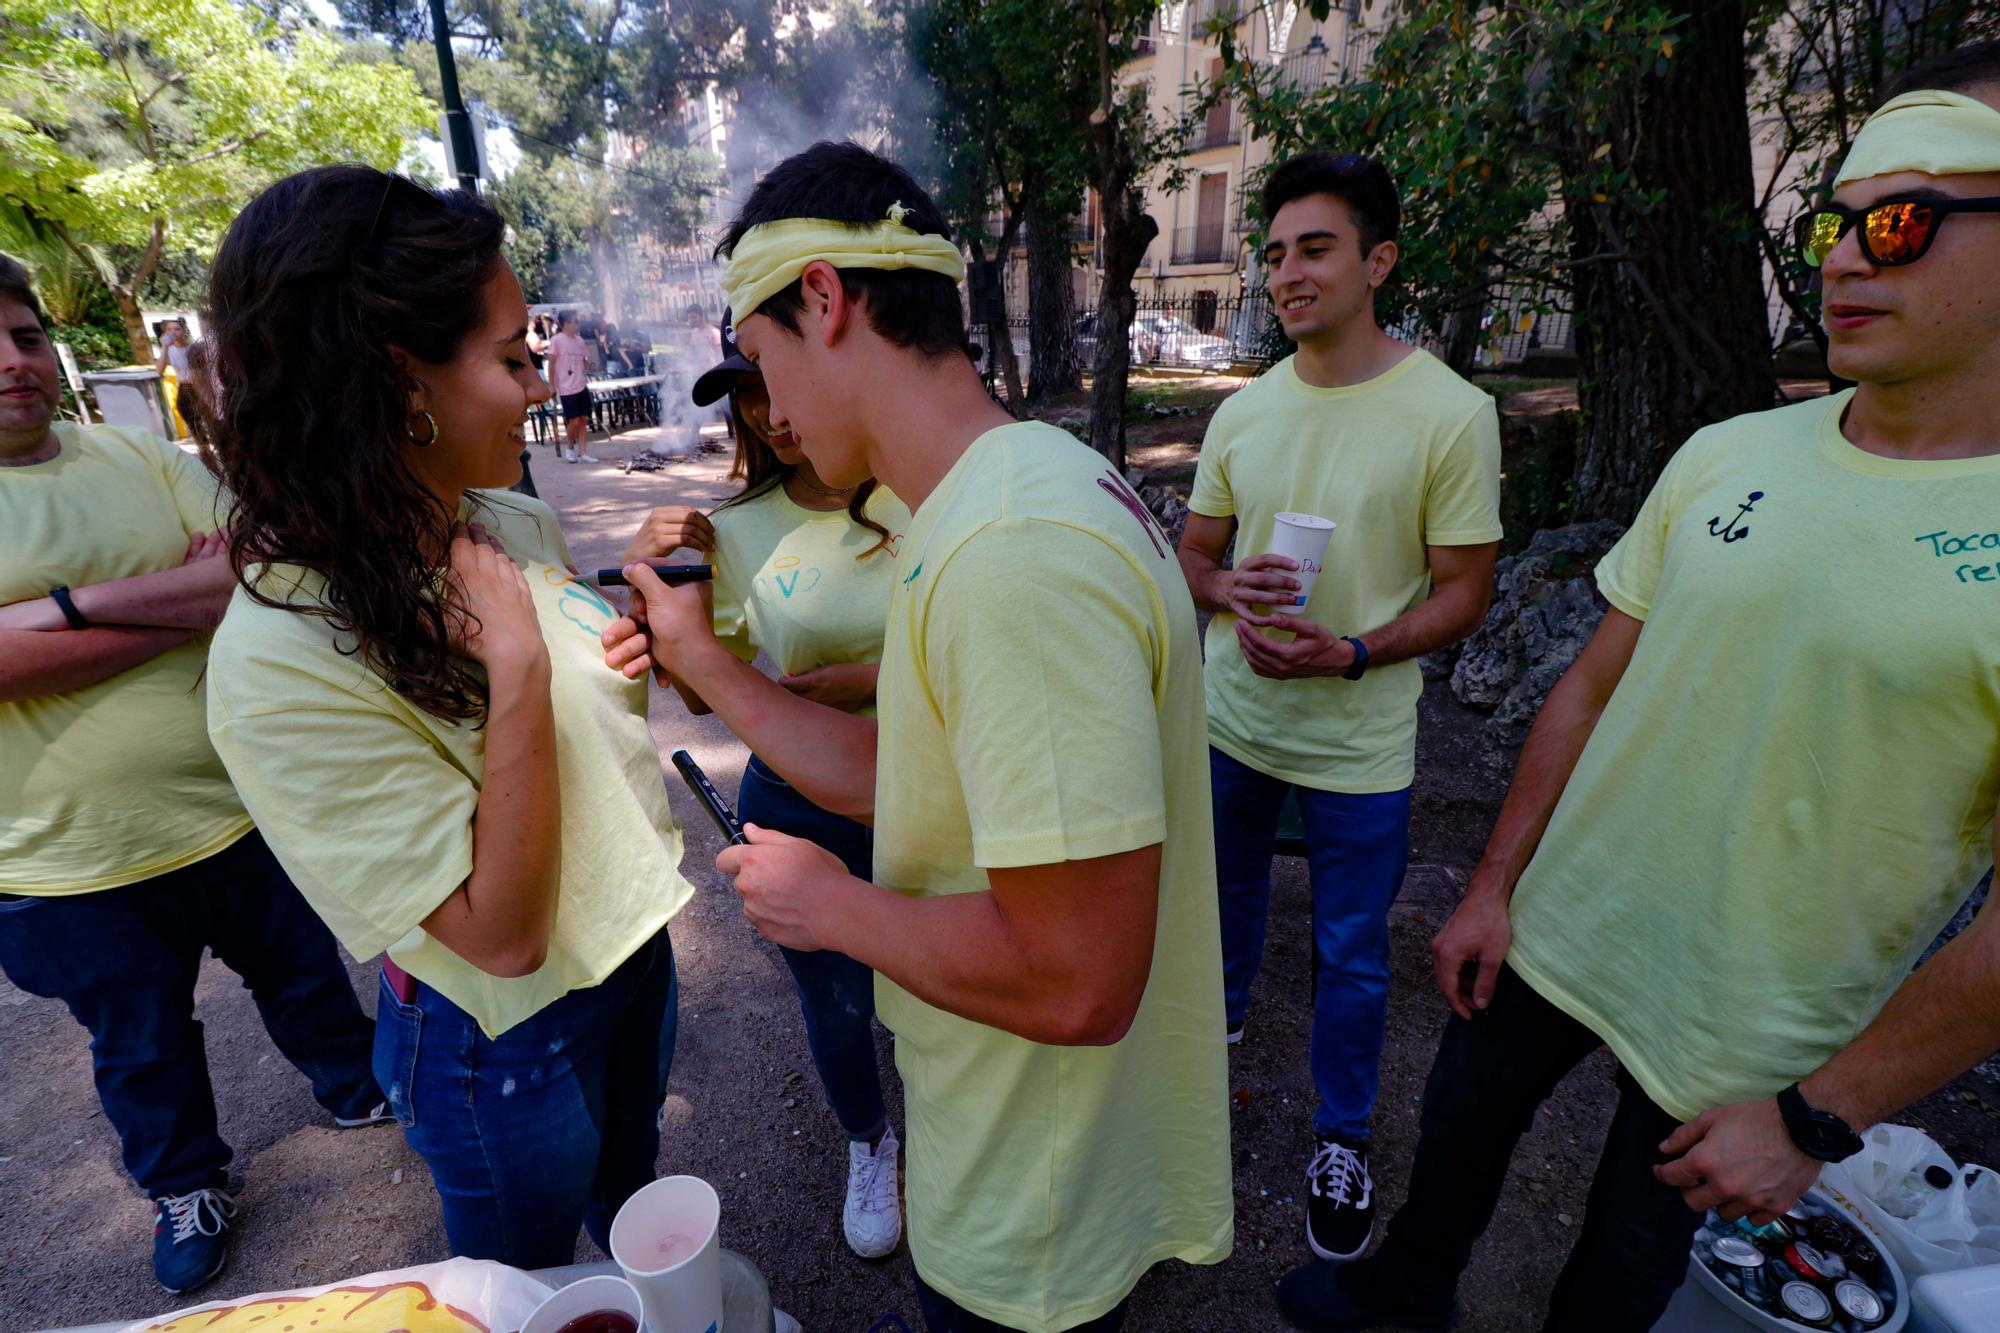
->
xmin=1427 ymin=520 xmax=1627 ymax=747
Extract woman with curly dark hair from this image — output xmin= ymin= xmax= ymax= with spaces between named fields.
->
xmin=200 ymin=165 xmax=697 ymax=1267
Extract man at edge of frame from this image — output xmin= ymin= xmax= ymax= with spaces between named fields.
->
xmin=1277 ymin=38 xmax=2000 ymax=1333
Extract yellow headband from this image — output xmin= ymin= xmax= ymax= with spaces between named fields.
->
xmin=722 ymin=205 xmax=967 ymax=322
xmin=1834 ymin=89 xmax=2000 ymax=188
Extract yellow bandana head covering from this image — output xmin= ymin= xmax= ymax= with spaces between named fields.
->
xmin=722 ymin=202 xmax=967 ymax=322
xmin=1834 ymin=88 xmax=2000 ymax=188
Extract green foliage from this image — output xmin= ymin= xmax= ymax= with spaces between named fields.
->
xmin=1 ymin=0 xmax=431 ymax=252
xmin=0 ymin=0 xmax=434 ymax=356
xmin=0 ymin=201 xmax=102 ymax=326
xmin=1215 ymin=1 xmax=1684 ymax=346
xmin=904 ymin=0 xmax=1098 ymax=247
xmin=1497 ymin=409 xmax=1580 ymax=554
xmin=1744 ymin=0 xmax=2000 ymax=346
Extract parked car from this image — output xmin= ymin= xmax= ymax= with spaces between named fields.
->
xmin=1074 ymin=312 xmax=1154 ymax=367
xmin=1132 ymin=313 xmax=1232 ymax=369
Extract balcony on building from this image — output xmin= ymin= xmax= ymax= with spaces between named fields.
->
xmin=1171 ymin=224 xmax=1230 ymax=266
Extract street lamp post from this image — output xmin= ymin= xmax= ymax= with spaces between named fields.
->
xmin=427 ymin=0 xmax=480 ymax=193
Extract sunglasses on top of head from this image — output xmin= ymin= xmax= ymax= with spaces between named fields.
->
xmin=1797 ymin=195 xmax=2000 ymax=269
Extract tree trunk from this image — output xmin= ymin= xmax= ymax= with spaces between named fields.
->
xmin=115 ymin=287 xmax=153 ymax=366
xmin=1026 ymin=197 xmax=1081 ymax=402
xmin=1564 ymin=0 xmax=1774 ymax=523
xmin=1084 ymin=1 xmax=1158 ymax=472
xmin=1443 ymin=285 xmax=1486 ymax=378
xmin=590 ymin=226 xmax=624 ymax=325
xmin=969 ymin=234 xmax=1025 ymax=408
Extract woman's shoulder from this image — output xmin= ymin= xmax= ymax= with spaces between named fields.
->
xmin=468 ymin=490 xmax=566 ymax=560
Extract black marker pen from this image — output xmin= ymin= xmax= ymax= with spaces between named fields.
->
xmin=583 ymin=562 xmax=714 ymax=589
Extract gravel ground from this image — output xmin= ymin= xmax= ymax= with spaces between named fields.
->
xmin=5 ymin=419 xmax=1996 ymax=1333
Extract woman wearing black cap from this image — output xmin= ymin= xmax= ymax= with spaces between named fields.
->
xmin=626 ymin=313 xmax=911 ymax=1261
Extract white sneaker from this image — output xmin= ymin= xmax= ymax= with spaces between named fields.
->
xmin=575 ymin=451 xmax=600 ymax=463
xmin=843 ymin=1126 xmax=902 ymax=1259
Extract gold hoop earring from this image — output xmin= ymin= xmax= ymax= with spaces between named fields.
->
xmin=408 ymin=410 xmax=438 ymax=447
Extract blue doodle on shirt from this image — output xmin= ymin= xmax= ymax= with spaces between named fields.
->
xmin=761 ymin=554 xmax=823 ymax=600
xmin=542 ymin=566 xmax=617 ymax=636
xmin=1915 ymin=529 xmax=2000 ymax=584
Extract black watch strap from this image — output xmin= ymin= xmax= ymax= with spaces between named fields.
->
xmin=48 ymin=585 xmax=88 ymax=630
xmin=1340 ymin=636 xmax=1369 ymax=680
xmin=1776 ymin=1082 xmax=1864 ymax=1162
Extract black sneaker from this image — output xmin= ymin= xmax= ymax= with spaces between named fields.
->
xmin=1305 ymin=1134 xmax=1374 ymax=1261
xmin=1277 ymin=1258 xmax=1457 ymax=1331
xmin=152 ymin=1187 xmax=236 ymax=1294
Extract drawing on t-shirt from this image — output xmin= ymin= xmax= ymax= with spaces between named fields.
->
xmin=760 ymin=553 xmax=823 ymax=600
xmin=1097 ymin=471 xmax=1168 ymax=558
xmin=541 ymin=564 xmax=617 ymax=636
xmin=1706 ymin=491 xmax=1764 ymax=543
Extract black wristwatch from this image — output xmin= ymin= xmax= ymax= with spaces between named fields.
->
xmin=48 ymin=585 xmax=89 ymax=630
xmin=1776 ymin=1082 xmax=1864 ymax=1162
xmin=1340 ymin=635 xmax=1369 ymax=681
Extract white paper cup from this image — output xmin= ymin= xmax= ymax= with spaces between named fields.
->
xmin=523 ymin=1274 xmax=645 ymax=1333
xmin=1264 ymin=512 xmax=1336 ymax=607
xmin=610 ymin=1175 xmax=724 ymax=1333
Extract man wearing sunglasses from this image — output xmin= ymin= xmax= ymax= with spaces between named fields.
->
xmin=1277 ymin=42 xmax=2000 ymax=1333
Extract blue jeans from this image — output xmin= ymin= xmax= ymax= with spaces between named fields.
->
xmin=1355 ymin=966 xmax=1700 ymax=1330
xmin=1209 ymin=747 xmax=1411 ymax=1141
xmin=374 ymin=925 xmax=678 ymax=1267
xmin=0 ymin=831 xmax=381 ymax=1198
xmin=737 ymin=754 xmax=887 ymax=1142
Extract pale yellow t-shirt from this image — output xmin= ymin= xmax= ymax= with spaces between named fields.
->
xmin=710 ymin=482 xmax=911 ymax=716
xmin=206 ymin=492 xmax=695 ymax=1038
xmin=1 ymin=423 xmax=250 ymax=894
xmin=874 ymin=421 xmax=1233 ymax=1331
xmin=1508 ymin=390 xmax=2000 ymax=1121
xmin=1189 ymin=349 xmax=1503 ymax=792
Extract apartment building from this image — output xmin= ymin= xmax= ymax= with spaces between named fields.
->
xmin=1092 ymin=0 xmax=1377 ymax=305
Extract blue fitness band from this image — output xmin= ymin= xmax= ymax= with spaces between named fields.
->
xmin=48 ymin=585 xmax=88 ymax=630
xmin=1340 ymin=635 xmax=1369 ymax=680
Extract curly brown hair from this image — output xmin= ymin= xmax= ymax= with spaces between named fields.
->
xmin=207 ymin=165 xmax=508 ymax=721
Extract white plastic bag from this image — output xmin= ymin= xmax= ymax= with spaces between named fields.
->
xmin=1817 ymin=1123 xmax=2000 ymax=1278
xmin=118 ymin=1256 xmax=554 ymax=1333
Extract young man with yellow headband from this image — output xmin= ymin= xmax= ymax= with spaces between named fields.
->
xmin=603 ymin=142 xmax=1231 ymax=1331
xmin=1277 ymin=42 xmax=2000 ymax=1333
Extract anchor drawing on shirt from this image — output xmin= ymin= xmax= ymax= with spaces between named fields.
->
xmin=1707 ymin=491 xmax=1764 ymax=543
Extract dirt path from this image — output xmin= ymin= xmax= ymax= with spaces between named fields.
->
xmin=5 ymin=417 xmax=1995 ymax=1333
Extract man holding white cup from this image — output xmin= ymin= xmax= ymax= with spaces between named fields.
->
xmin=1178 ymin=152 xmax=1501 ymax=1265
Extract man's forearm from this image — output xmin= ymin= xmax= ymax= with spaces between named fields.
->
xmin=1 ymin=559 xmax=237 ymax=632
xmin=821 ymin=877 xmax=1116 ymax=1044
xmin=1469 ymin=667 xmax=1609 ymax=896
xmin=1802 ymin=900 xmax=2000 ymax=1130
xmin=0 ymin=625 xmax=194 ymax=703
xmin=1176 ymin=546 xmax=1231 ymax=614
xmin=1351 ymin=582 xmax=1489 ymax=669
xmin=73 ymin=557 xmax=237 ymax=629
xmin=671 ymin=637 xmax=877 ymax=819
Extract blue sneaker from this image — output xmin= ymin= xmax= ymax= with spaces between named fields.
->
xmin=152 ymin=1187 xmax=236 ymax=1294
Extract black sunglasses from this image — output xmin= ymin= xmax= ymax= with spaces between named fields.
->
xmin=1797 ymin=195 xmax=2000 ymax=268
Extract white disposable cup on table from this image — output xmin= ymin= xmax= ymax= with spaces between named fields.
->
xmin=522 ymin=1273 xmax=646 ymax=1333
xmin=610 ymin=1175 xmax=725 ymax=1333
xmin=1263 ymin=512 xmax=1336 ymax=608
